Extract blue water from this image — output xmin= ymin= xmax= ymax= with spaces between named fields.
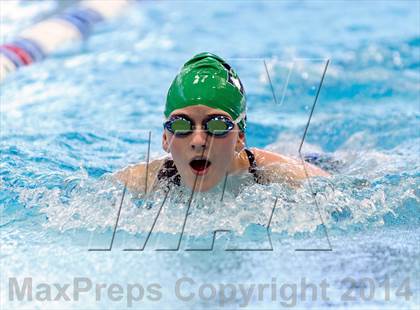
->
xmin=1 ymin=1 xmax=419 ymax=309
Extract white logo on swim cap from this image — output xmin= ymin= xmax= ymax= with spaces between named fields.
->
xmin=227 ymin=71 xmax=244 ymax=94
xmin=231 ymin=76 xmax=241 ymax=90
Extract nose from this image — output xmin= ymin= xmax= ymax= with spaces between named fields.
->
xmin=190 ymin=129 xmax=208 ymax=151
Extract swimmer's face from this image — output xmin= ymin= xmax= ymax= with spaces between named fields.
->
xmin=162 ymin=105 xmax=245 ymax=192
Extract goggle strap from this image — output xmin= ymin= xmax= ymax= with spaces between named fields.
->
xmin=233 ymin=112 xmax=246 ymax=124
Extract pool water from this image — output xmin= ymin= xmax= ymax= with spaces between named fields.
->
xmin=1 ymin=1 xmax=419 ymax=309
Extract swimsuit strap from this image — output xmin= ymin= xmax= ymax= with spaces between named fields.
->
xmin=244 ymin=148 xmax=257 ymax=172
xmin=244 ymin=148 xmax=264 ymax=184
xmin=156 ymin=158 xmax=181 ymax=186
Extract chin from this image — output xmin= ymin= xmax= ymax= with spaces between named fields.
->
xmin=195 ymin=182 xmax=217 ymax=192
xmin=184 ymin=176 xmax=219 ymax=192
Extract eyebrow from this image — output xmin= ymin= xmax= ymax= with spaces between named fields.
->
xmin=170 ymin=113 xmax=191 ymax=119
xmin=205 ymin=113 xmax=231 ymax=119
xmin=170 ymin=113 xmax=232 ymax=121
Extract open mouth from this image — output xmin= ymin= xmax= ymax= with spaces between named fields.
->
xmin=189 ymin=158 xmax=212 ymax=175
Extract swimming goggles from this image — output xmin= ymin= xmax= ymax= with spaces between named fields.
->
xmin=163 ymin=115 xmax=236 ymax=137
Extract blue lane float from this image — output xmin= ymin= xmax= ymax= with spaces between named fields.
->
xmin=12 ymin=38 xmax=46 ymax=62
xmin=65 ymin=7 xmax=104 ymax=27
xmin=0 ymin=0 xmax=131 ymax=81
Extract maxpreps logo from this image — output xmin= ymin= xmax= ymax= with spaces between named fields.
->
xmin=222 ymin=63 xmax=244 ymax=95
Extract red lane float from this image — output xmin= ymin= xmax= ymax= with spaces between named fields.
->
xmin=2 ymin=44 xmax=33 ymax=65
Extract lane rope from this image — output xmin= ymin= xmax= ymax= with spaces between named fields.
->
xmin=0 ymin=0 xmax=132 ymax=81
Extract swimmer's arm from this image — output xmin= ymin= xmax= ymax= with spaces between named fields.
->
xmin=113 ymin=158 xmax=166 ymax=193
xmin=253 ymin=148 xmax=330 ymax=183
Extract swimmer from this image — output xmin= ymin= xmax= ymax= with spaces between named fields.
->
xmin=115 ymin=52 xmax=329 ymax=193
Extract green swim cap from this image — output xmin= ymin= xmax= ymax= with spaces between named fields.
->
xmin=165 ymin=52 xmax=247 ymax=131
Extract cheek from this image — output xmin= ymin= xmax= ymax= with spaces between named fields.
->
xmin=210 ymin=136 xmax=237 ymax=160
xmin=168 ymin=137 xmax=189 ymax=158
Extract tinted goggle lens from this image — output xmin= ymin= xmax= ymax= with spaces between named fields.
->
xmin=165 ymin=116 xmax=234 ymax=136
xmin=206 ymin=118 xmax=230 ymax=135
xmin=170 ymin=118 xmax=192 ymax=135
xmin=165 ymin=118 xmax=192 ymax=136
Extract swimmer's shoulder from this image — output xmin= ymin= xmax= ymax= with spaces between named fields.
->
xmin=114 ymin=156 xmax=169 ymax=192
xmin=250 ymin=148 xmax=292 ymax=166
xmin=250 ymin=148 xmax=330 ymax=179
